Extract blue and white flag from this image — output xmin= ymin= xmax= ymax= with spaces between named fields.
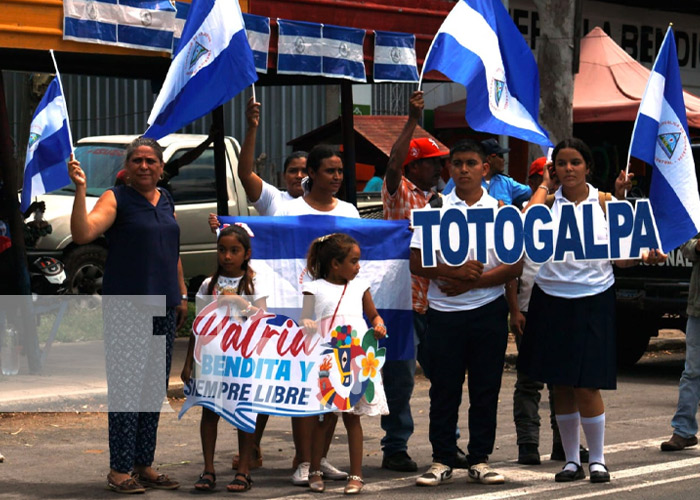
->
xmin=63 ymin=0 xmax=176 ymax=52
xmin=277 ymin=20 xmax=366 ymax=81
xmin=277 ymin=19 xmax=324 ymax=77
xmin=21 ymin=78 xmax=73 ymax=213
xmin=243 ymin=13 xmax=270 ymax=74
xmin=629 ymin=27 xmax=700 ymax=253
xmin=322 ymin=24 xmax=366 ymax=82
xmin=172 ymin=1 xmax=190 ymax=53
xmin=144 ymin=0 xmax=257 ymax=140
xmin=374 ymin=31 xmax=419 ymax=83
xmin=422 ymin=0 xmax=551 ymax=147
xmin=218 ymin=215 xmax=414 ymax=361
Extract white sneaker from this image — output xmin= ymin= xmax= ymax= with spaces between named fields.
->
xmin=320 ymin=457 xmax=348 ymax=480
xmin=291 ymin=461 xmax=310 ymax=486
xmin=416 ymin=462 xmax=453 ymax=486
xmin=467 ymin=462 xmax=505 ymax=484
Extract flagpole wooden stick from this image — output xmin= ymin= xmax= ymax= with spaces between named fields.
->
xmin=49 ymin=50 xmax=74 ymax=154
xmin=417 ymin=30 xmax=440 ymax=92
xmin=251 ymin=83 xmax=257 ymax=103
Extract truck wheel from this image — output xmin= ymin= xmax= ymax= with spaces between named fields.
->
xmin=64 ymin=245 xmax=107 ymax=295
xmin=616 ymin=309 xmax=653 ymax=367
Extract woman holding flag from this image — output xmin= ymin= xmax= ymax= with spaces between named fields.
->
xmin=517 ymin=138 xmax=665 ymax=484
xmin=69 ymin=138 xmax=187 ymax=493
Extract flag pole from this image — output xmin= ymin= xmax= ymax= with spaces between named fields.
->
xmin=251 ymin=83 xmax=257 ymax=103
xmin=417 ymin=31 xmax=440 ymax=91
xmin=49 ymin=50 xmax=74 ymax=154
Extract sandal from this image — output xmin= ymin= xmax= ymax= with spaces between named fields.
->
xmin=227 ymin=473 xmax=253 ymax=493
xmin=134 ymin=472 xmax=180 ymax=490
xmin=107 ymin=474 xmax=146 ymax=494
xmin=308 ymin=470 xmax=324 ymax=493
xmin=194 ymin=471 xmax=217 ymax=491
xmin=344 ymin=475 xmax=364 ymax=495
xmin=232 ymin=444 xmax=263 ymax=470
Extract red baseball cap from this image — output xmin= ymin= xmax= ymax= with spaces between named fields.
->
xmin=403 ymin=138 xmax=449 ymax=166
xmin=529 ymin=157 xmax=547 ymax=177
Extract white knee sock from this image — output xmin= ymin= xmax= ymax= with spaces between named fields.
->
xmin=555 ymin=412 xmax=581 ymax=471
xmin=581 ymin=413 xmax=606 ymax=472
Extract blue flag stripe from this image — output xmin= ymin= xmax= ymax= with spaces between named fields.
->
xmin=277 ymin=19 xmax=322 ymax=38
xmin=146 ymin=29 xmax=256 ymax=138
xmin=218 ymin=215 xmax=411 ymax=261
xmin=243 ymin=13 xmax=270 ymax=34
xmin=118 ymin=24 xmax=173 ymax=50
xmin=175 ymin=1 xmax=189 ymax=19
xmin=323 ymin=24 xmax=364 ymax=44
xmin=375 ymin=31 xmax=414 ymax=47
xmin=374 ymin=63 xmax=418 ymax=80
xmin=118 ymin=0 xmax=174 ymax=10
xmin=278 ymin=54 xmax=322 ymax=74
xmin=649 ymin=173 xmax=697 ymax=252
xmin=173 ymin=0 xmax=216 ymax=58
xmin=64 ymin=17 xmax=117 ymax=43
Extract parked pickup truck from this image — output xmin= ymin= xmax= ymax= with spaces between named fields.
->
xmin=27 ymin=134 xmax=383 ymax=296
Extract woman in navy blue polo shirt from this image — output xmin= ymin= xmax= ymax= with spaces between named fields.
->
xmin=69 ymin=137 xmax=187 ymax=494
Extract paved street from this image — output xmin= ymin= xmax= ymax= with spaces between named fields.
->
xmin=0 ymin=339 xmax=698 ymax=499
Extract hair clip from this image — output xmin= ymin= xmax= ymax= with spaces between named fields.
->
xmin=317 ymin=233 xmax=335 ymax=243
xmin=234 ymin=222 xmax=255 ymax=237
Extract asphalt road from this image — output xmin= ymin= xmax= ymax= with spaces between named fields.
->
xmin=0 ymin=349 xmax=697 ymax=500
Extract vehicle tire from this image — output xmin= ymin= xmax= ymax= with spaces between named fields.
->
xmin=616 ymin=309 xmax=654 ymax=367
xmin=63 ymin=244 xmax=107 ymax=295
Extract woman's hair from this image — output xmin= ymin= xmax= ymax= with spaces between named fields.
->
xmin=306 ymin=233 xmax=358 ymax=280
xmin=305 ymin=145 xmax=340 ymax=191
xmin=125 ymin=137 xmax=164 ymax=165
xmin=207 ymin=225 xmax=255 ymax=296
xmin=284 ymin=151 xmax=308 ymax=173
xmin=552 ymin=138 xmax=594 ymax=173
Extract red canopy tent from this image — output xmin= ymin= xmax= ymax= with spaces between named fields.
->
xmin=434 ymin=27 xmax=700 ymax=130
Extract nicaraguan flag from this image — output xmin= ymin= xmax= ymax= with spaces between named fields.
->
xmin=629 ymin=27 xmax=700 ymax=253
xmin=21 ymin=78 xmax=73 ymax=213
xmin=144 ymin=0 xmax=257 ymax=140
xmin=423 ymin=0 xmax=551 ymax=147
xmin=243 ymin=13 xmax=270 ymax=74
xmin=63 ymin=0 xmax=176 ymax=52
xmin=374 ymin=31 xmax=419 ymax=82
xmin=218 ymin=215 xmax=414 ymax=361
xmin=322 ymin=24 xmax=366 ymax=82
xmin=172 ymin=1 xmax=190 ymax=53
xmin=277 ymin=19 xmax=323 ymax=76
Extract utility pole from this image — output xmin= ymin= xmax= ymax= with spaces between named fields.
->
xmin=532 ymin=0 xmax=578 ymax=145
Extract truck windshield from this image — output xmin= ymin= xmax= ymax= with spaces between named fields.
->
xmin=54 ymin=144 xmax=126 ymax=197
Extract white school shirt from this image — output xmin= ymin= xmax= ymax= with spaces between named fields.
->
xmin=534 ymin=184 xmax=614 ymax=298
xmin=252 ymin=180 xmax=295 ymax=216
xmin=196 ymin=274 xmax=270 ymax=303
xmin=410 ymin=188 xmax=505 ymax=312
xmin=276 ymin=196 xmax=360 ymax=218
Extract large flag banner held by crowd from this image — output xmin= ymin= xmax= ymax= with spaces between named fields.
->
xmin=144 ymin=0 xmax=257 ymax=139
xmin=629 ymin=26 xmax=700 ymax=253
xmin=21 ymin=78 xmax=73 ymax=213
xmin=422 ymin=0 xmax=551 ymax=147
xmin=63 ymin=0 xmax=176 ymax=52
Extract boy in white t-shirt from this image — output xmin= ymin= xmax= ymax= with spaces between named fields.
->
xmin=410 ymin=140 xmax=522 ymax=487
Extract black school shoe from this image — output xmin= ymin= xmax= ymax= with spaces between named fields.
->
xmin=382 ymin=451 xmax=417 ymax=472
xmin=453 ymin=447 xmax=470 ymax=469
xmin=554 ymin=462 xmax=585 ymax=482
xmin=589 ymin=462 xmax=610 ymax=483
xmin=518 ymin=444 xmax=541 ymax=465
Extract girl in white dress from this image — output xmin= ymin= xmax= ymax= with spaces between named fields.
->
xmin=301 ymin=233 xmax=388 ymax=494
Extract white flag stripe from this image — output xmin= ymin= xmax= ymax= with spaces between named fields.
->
xmin=64 ymin=0 xmax=175 ymax=30
xmin=30 ymin=174 xmax=46 ymax=202
xmin=639 ymin=71 xmax=666 ymax=122
xmin=278 ymin=34 xmax=324 ymax=58
xmin=322 ymin=39 xmax=364 ymax=61
xmin=437 ymin=1 xmax=543 ymax=135
xmin=374 ymin=45 xmax=417 ymax=66
xmin=247 ymin=31 xmax=269 ymax=53
xmin=147 ymin=0 xmax=245 ymax=126
xmin=26 ymin=95 xmax=67 ymax=162
xmin=654 ymin=104 xmax=700 ymax=229
xmin=174 ymin=18 xmax=186 ymax=39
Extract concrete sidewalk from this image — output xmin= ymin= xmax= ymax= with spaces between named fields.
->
xmin=0 ymin=330 xmax=686 ymax=411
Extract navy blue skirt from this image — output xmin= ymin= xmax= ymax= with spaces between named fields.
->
xmin=516 ymin=284 xmax=617 ymax=390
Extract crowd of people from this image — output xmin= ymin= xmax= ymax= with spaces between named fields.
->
xmin=67 ymin=90 xmax=679 ymax=495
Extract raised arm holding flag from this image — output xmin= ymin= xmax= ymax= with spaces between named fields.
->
xmin=629 ymin=25 xmax=700 ymax=254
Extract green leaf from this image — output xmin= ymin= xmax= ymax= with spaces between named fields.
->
xmin=375 ymin=347 xmax=387 ymax=359
xmin=362 ymin=329 xmax=378 ymax=352
xmin=365 ymin=381 xmax=375 ymax=403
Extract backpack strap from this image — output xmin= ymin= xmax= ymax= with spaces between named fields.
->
xmin=598 ymin=191 xmax=612 ymax=216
